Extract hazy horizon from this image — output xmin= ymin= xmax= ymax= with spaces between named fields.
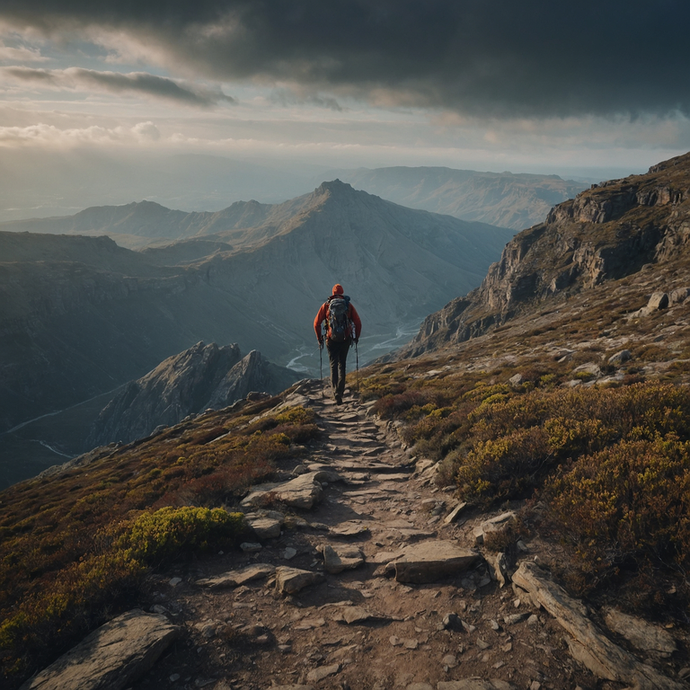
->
xmin=1 ymin=1 xmax=689 ymax=223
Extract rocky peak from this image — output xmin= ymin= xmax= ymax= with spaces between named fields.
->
xmin=87 ymin=342 xmax=298 ymax=447
xmin=314 ymin=179 xmax=356 ymax=196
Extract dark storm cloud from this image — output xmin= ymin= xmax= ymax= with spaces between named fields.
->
xmin=2 ymin=0 xmax=689 ymax=117
xmin=3 ymin=66 xmax=234 ymax=106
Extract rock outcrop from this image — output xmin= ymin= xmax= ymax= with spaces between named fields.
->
xmin=402 ymin=151 xmax=690 ymax=357
xmin=512 ymin=561 xmax=684 ymax=690
xmin=19 ymin=609 xmax=178 ymax=690
xmin=88 ymin=342 xmax=299 ymax=447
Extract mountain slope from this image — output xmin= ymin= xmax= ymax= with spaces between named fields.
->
xmin=327 ymin=166 xmax=587 ymax=229
xmin=0 ymin=182 xmax=512 ymax=435
xmin=401 ymin=151 xmax=690 ymax=356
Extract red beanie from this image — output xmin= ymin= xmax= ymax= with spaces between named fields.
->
xmin=332 ymin=284 xmax=344 ymax=295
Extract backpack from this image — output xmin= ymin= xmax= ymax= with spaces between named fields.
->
xmin=327 ymin=296 xmax=352 ymax=342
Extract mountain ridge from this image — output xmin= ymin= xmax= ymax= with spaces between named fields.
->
xmin=325 ymin=165 xmax=588 ymax=229
xmin=400 ymin=151 xmax=690 ymax=357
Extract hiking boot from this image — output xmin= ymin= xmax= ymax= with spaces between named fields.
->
xmin=335 ymin=394 xmax=343 ymax=404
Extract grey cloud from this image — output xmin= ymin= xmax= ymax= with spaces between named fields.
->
xmin=1 ymin=1 xmax=689 ymax=117
xmin=3 ymin=66 xmax=234 ymax=106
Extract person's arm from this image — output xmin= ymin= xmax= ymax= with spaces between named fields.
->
xmin=314 ymin=303 xmax=328 ymax=342
xmin=349 ymin=304 xmax=362 ymax=341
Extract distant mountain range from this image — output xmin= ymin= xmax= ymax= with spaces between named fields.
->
xmin=325 ymin=166 xmax=588 ymax=230
xmin=0 ymin=181 xmax=513 ymax=441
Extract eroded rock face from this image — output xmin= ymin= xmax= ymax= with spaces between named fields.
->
xmin=20 ymin=609 xmax=179 ymax=690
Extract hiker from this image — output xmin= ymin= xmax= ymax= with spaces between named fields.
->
xmin=314 ymin=284 xmax=362 ymax=404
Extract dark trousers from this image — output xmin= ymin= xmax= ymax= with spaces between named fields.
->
xmin=326 ymin=339 xmax=350 ymax=398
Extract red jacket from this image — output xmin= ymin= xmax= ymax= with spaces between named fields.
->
xmin=314 ymin=295 xmax=362 ymax=342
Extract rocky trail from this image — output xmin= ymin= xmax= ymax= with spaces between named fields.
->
xmin=25 ymin=381 xmax=689 ymax=690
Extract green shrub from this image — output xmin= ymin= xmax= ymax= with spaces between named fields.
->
xmin=119 ymin=506 xmax=245 ymax=566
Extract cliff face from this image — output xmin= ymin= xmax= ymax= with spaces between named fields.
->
xmin=402 ymin=151 xmax=690 ymax=356
xmin=88 ymin=342 xmax=299 ymax=447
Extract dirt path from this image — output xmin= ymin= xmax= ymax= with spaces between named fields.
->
xmin=132 ymin=381 xmax=602 ymax=690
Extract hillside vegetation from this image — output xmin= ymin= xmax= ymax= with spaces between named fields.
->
xmin=0 ymin=397 xmax=318 ymax=686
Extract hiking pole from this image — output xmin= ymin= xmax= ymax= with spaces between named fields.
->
xmin=319 ymin=341 xmax=325 ymax=399
xmin=355 ymin=340 xmax=360 ymax=393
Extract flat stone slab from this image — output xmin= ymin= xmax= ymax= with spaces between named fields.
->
xmin=20 ymin=609 xmax=179 ymax=690
xmin=329 ymin=521 xmax=370 ymax=538
xmin=331 ymin=606 xmax=391 ymax=625
xmin=386 ymin=541 xmax=480 ymax=584
xmin=437 ymin=680 xmax=515 ymax=690
xmin=241 ymin=471 xmax=325 ymax=510
xmin=306 ymin=663 xmax=340 ymax=682
xmin=247 ymin=516 xmax=282 ymax=540
xmin=196 ymin=563 xmax=276 ymax=589
xmin=275 ymin=566 xmax=324 ymax=595
xmin=317 ymin=544 xmax=364 ymax=574
xmin=513 ymin=561 xmax=684 ymax=690
xmin=371 ymin=549 xmax=406 ymax=564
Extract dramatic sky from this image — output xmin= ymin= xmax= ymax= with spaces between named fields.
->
xmin=1 ymin=0 xmax=690 ymax=216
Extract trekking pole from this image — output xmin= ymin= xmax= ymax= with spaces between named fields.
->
xmin=319 ymin=341 xmax=325 ymax=399
xmin=355 ymin=340 xmax=360 ymax=393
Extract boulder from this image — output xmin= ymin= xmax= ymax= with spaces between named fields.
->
xmin=512 ymin=561 xmax=683 ymax=689
xmin=240 ymin=471 xmax=325 ymax=510
xmin=20 ymin=609 xmax=178 ymax=690
xmin=386 ymin=540 xmax=479 ymax=583
xmin=473 ymin=512 xmax=516 ymax=545
xmin=332 ymin=606 xmax=379 ymax=625
xmin=508 ymin=373 xmax=523 ymax=388
xmin=571 ymin=362 xmax=602 ymax=379
xmin=274 ymin=567 xmax=324 ymax=595
xmin=317 ymin=544 xmax=364 ymax=574
xmin=196 ymin=563 xmax=276 ymax=589
xmin=607 ymin=349 xmax=632 ymax=366
xmin=306 ymin=664 xmax=340 ymax=683
xmin=247 ymin=516 xmax=282 ymax=540
xmin=485 ymin=551 xmax=510 ymax=587
xmin=648 ymin=291 xmax=669 ymax=310
xmin=670 ymin=287 xmax=690 ymax=304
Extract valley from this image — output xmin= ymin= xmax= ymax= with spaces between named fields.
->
xmin=0 ymin=181 xmax=513 ymax=487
